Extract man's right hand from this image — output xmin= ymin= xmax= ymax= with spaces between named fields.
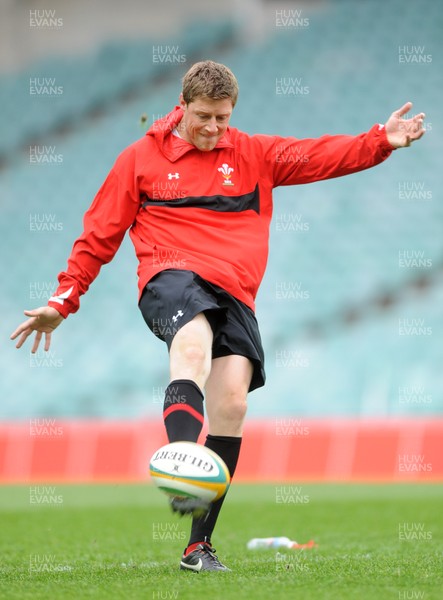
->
xmin=10 ymin=307 xmax=64 ymax=353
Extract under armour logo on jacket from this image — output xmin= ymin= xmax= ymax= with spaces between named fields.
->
xmin=168 ymin=172 xmax=180 ymax=180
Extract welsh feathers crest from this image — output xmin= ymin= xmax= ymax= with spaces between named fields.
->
xmin=217 ymin=163 xmax=234 ymax=186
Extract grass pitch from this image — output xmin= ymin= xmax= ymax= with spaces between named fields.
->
xmin=0 ymin=483 xmax=441 ymax=599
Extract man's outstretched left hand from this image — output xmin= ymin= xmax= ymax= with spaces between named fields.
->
xmin=385 ymin=101 xmax=426 ymax=148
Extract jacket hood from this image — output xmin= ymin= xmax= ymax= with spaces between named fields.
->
xmin=146 ymin=106 xmax=235 ymax=162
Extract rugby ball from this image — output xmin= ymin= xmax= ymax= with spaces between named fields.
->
xmin=149 ymin=441 xmax=230 ymax=502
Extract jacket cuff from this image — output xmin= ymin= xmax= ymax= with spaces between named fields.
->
xmin=47 ymin=301 xmax=70 ymax=319
xmin=376 ymin=123 xmax=397 ymax=153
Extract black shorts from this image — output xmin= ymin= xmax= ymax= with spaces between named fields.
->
xmin=138 ymin=269 xmax=265 ymax=392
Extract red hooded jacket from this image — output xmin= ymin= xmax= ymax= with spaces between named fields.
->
xmin=48 ymin=106 xmax=394 ymax=317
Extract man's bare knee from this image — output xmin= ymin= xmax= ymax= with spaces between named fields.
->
xmin=207 ymin=390 xmax=248 ymax=436
xmin=222 ymin=391 xmax=248 ymax=423
xmin=179 ymin=342 xmax=207 ymax=370
xmin=169 ymin=313 xmax=213 ymax=388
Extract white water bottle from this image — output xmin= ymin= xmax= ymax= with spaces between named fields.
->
xmin=247 ymin=537 xmax=296 ymax=550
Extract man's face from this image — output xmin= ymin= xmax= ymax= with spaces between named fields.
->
xmin=178 ymin=94 xmax=233 ymax=152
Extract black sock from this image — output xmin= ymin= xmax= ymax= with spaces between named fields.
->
xmin=163 ymin=379 xmax=204 ymax=443
xmin=187 ymin=434 xmax=242 ymax=547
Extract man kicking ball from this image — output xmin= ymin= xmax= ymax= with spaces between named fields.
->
xmin=11 ymin=60 xmax=425 ymax=572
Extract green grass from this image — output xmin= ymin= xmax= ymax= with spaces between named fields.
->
xmin=0 ymin=483 xmax=442 ymax=599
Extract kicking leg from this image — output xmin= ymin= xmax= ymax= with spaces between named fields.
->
xmin=164 ymin=312 xmax=213 ymax=443
xmin=164 ymin=312 xmax=215 ymax=518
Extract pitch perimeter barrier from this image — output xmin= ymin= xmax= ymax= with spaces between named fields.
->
xmin=0 ymin=419 xmax=441 ymax=483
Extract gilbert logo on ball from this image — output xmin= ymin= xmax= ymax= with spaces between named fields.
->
xmin=149 ymin=441 xmax=230 ymax=502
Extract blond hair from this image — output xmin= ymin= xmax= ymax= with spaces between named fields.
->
xmin=182 ymin=60 xmax=239 ymax=106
